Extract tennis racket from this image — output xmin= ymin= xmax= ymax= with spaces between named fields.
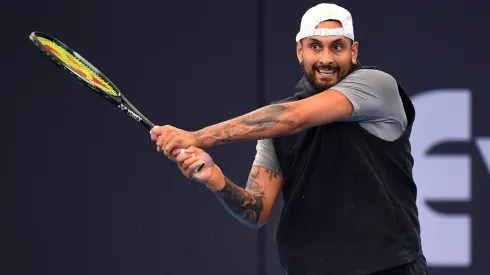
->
xmin=29 ymin=31 xmax=204 ymax=172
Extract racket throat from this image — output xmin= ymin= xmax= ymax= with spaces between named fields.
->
xmin=118 ymin=104 xmax=142 ymax=123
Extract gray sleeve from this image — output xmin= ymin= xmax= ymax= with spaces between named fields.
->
xmin=331 ymin=69 xmax=408 ymax=140
xmin=252 ymin=139 xmax=283 ymax=176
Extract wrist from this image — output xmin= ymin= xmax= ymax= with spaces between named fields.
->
xmin=205 ymin=164 xmax=225 ymax=192
xmin=193 ymin=131 xmax=203 ymax=148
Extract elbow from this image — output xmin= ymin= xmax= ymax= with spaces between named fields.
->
xmin=239 ymin=220 xmax=263 ymax=230
xmin=247 ymin=221 xmax=266 ymax=230
xmin=250 ymin=213 xmax=271 ymax=230
xmin=243 ymin=214 xmax=269 ymax=230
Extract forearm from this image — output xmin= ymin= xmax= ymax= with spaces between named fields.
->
xmin=206 ymin=165 xmax=265 ymax=229
xmin=194 ymin=103 xmax=302 ymax=148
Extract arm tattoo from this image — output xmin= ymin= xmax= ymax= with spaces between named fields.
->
xmin=196 ymin=104 xmax=297 ymax=147
xmin=266 ymin=169 xmax=278 ymax=181
xmin=214 ymin=167 xmax=265 ymax=227
xmin=239 ymin=105 xmax=288 ymax=130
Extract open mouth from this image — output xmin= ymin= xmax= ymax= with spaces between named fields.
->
xmin=317 ymin=68 xmax=337 ymax=77
xmin=316 ymin=69 xmax=338 ymax=81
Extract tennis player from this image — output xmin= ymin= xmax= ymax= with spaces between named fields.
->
xmin=151 ymin=3 xmax=428 ymax=275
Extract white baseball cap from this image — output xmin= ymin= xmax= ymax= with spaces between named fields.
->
xmin=295 ymin=3 xmax=354 ymax=42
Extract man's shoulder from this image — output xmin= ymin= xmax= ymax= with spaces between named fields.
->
xmin=347 ymin=67 xmax=397 ymax=84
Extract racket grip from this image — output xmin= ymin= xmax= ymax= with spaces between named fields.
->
xmin=195 ymin=162 xmax=205 ymax=173
xmin=142 ymin=120 xmax=155 ymax=132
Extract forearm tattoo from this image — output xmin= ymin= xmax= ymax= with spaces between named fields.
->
xmin=196 ymin=104 xmax=290 ymax=146
xmin=214 ymin=167 xmax=266 ymax=227
xmin=238 ymin=104 xmax=288 ymax=131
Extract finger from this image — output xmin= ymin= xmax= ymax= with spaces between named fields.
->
xmin=161 ymin=132 xmax=173 ymax=156
xmin=184 ymin=146 xmax=195 ymax=154
xmin=167 ymin=148 xmax=181 ymax=161
xmin=184 ymin=159 xmax=203 ymax=178
xmin=175 ymin=150 xmax=193 ymax=163
xmin=188 ymin=160 xmax=206 ymax=174
xmin=164 ymin=139 xmax=178 ymax=157
xmin=181 ymin=155 xmax=200 ymax=172
xmin=170 ymin=148 xmax=184 ymax=159
xmin=185 ymin=146 xmax=203 ymax=155
xmin=156 ymin=135 xmax=165 ymax=148
xmin=167 ymin=149 xmax=182 ymax=161
xmin=150 ymin=125 xmax=160 ymax=141
xmin=157 ymin=125 xmax=170 ymax=140
xmin=157 ymin=131 xmax=173 ymax=152
xmin=153 ymin=125 xmax=167 ymax=136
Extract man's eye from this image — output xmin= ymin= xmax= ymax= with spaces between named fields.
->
xmin=333 ymin=44 xmax=343 ymax=51
xmin=311 ymin=44 xmax=320 ymax=50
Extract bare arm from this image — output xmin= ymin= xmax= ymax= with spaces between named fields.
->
xmin=194 ymin=89 xmax=353 ymax=148
xmin=207 ymin=165 xmax=284 ymax=229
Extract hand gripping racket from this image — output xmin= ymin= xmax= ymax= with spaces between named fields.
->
xmin=29 ymin=31 xmax=204 ymax=172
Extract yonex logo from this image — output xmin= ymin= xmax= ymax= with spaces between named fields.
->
xmin=118 ymin=104 xmax=142 ymax=122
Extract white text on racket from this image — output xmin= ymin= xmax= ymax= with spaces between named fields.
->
xmin=118 ymin=104 xmax=142 ymax=122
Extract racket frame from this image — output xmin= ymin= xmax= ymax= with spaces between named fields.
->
xmin=29 ymin=31 xmax=204 ymax=172
xmin=29 ymin=31 xmax=155 ymax=131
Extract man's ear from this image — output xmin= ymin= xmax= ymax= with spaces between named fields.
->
xmin=296 ymin=40 xmax=303 ymax=65
xmin=351 ymin=41 xmax=359 ymax=64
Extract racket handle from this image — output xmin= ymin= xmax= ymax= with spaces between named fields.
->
xmin=195 ymin=162 xmax=205 ymax=173
xmin=141 ymin=119 xmax=155 ymax=131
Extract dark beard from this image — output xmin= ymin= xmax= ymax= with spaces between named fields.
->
xmin=303 ymin=65 xmax=332 ymax=92
xmin=302 ymin=63 xmax=354 ymax=92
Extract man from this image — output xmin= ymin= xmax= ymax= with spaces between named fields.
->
xmin=151 ymin=3 xmax=428 ymax=275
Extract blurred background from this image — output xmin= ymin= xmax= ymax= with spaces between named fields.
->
xmin=2 ymin=0 xmax=489 ymax=274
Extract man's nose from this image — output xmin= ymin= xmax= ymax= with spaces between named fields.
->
xmin=318 ymin=48 xmax=334 ymax=65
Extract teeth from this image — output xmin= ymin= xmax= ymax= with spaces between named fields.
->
xmin=318 ymin=69 xmax=335 ymax=74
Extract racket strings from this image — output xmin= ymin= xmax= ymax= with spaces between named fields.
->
xmin=37 ymin=37 xmax=118 ymax=97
